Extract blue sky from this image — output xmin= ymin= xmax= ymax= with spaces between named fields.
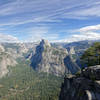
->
xmin=0 ymin=0 xmax=100 ymax=42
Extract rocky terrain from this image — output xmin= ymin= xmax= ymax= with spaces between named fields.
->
xmin=30 ymin=39 xmax=80 ymax=76
xmin=0 ymin=43 xmax=37 ymax=78
xmin=59 ymin=65 xmax=100 ymax=100
xmin=30 ymin=40 xmax=69 ymax=76
xmin=0 ymin=40 xmax=100 ymax=100
xmin=0 ymin=40 xmax=97 ymax=78
xmin=64 ymin=55 xmax=80 ymax=74
xmin=0 ymin=53 xmax=17 ymax=78
xmin=0 ymin=44 xmax=17 ymax=78
xmin=52 ymin=40 xmax=96 ymax=68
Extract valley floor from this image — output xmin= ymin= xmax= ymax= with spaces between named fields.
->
xmin=0 ymin=58 xmax=63 ymax=100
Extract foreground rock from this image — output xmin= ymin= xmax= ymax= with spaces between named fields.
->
xmin=59 ymin=65 xmax=100 ymax=100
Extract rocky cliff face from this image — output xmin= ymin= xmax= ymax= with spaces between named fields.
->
xmin=31 ymin=39 xmax=69 ymax=76
xmin=0 ymin=44 xmax=5 ymax=52
xmin=31 ymin=40 xmax=67 ymax=75
xmin=67 ymin=47 xmax=75 ymax=55
xmin=0 ymin=42 xmax=38 ymax=78
xmin=30 ymin=40 xmax=80 ymax=76
xmin=0 ymin=52 xmax=17 ymax=78
xmin=59 ymin=65 xmax=100 ymax=100
xmin=0 ymin=41 xmax=81 ymax=78
xmin=0 ymin=43 xmax=29 ymax=78
xmin=64 ymin=55 xmax=80 ymax=74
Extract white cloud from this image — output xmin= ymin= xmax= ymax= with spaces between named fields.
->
xmin=79 ymin=24 xmax=100 ymax=32
xmin=71 ymin=32 xmax=100 ymax=41
xmin=0 ymin=33 xmax=19 ymax=43
xmin=24 ymin=26 xmax=59 ymax=42
xmin=20 ymin=24 xmax=100 ymax=43
xmin=61 ymin=0 xmax=100 ymax=19
xmin=0 ymin=0 xmax=100 ymax=27
xmin=71 ymin=25 xmax=100 ymax=42
xmin=0 ymin=0 xmax=100 ymax=43
xmin=56 ymin=24 xmax=100 ymax=43
xmin=0 ymin=24 xmax=100 ymax=43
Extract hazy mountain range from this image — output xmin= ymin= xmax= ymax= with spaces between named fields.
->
xmin=0 ymin=39 xmax=100 ymax=100
xmin=0 ymin=39 xmax=98 ymax=78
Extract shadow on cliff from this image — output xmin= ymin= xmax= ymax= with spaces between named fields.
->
xmin=30 ymin=44 xmax=43 ymax=70
xmin=64 ymin=55 xmax=80 ymax=74
xmin=59 ymin=66 xmax=100 ymax=100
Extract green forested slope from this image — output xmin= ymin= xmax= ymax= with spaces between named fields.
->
xmin=81 ymin=42 xmax=100 ymax=67
xmin=0 ymin=58 xmax=63 ymax=100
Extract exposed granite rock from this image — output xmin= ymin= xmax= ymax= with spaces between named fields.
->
xmin=0 ymin=44 xmax=5 ymax=52
xmin=64 ymin=55 xmax=80 ymax=74
xmin=31 ymin=39 xmax=70 ymax=76
xmin=68 ymin=47 xmax=75 ymax=55
xmin=0 ymin=53 xmax=17 ymax=78
xmin=30 ymin=39 xmax=80 ymax=76
xmin=59 ymin=65 xmax=100 ymax=100
xmin=0 ymin=42 xmax=37 ymax=78
xmin=82 ymin=65 xmax=100 ymax=80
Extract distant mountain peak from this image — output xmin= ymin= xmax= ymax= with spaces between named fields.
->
xmin=30 ymin=40 xmax=80 ymax=76
xmin=40 ymin=39 xmax=51 ymax=47
xmin=30 ymin=39 xmax=69 ymax=76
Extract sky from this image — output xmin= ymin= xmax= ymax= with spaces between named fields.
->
xmin=0 ymin=0 xmax=100 ymax=42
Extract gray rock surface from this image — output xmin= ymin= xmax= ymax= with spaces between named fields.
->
xmin=0 ymin=42 xmax=37 ymax=78
xmin=64 ymin=55 xmax=80 ymax=74
xmin=0 ymin=53 xmax=17 ymax=78
xmin=30 ymin=39 xmax=80 ymax=76
xmin=59 ymin=65 xmax=100 ymax=100
xmin=31 ymin=39 xmax=69 ymax=76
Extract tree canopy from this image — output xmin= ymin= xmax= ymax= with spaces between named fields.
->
xmin=81 ymin=42 xmax=100 ymax=67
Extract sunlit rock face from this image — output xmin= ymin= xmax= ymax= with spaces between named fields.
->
xmin=0 ymin=40 xmax=81 ymax=78
xmin=30 ymin=39 xmax=80 ymax=76
xmin=0 ymin=43 xmax=26 ymax=78
xmin=0 ymin=53 xmax=17 ymax=78
xmin=0 ymin=42 xmax=37 ymax=78
xmin=0 ymin=44 xmax=5 ymax=52
xmin=59 ymin=65 xmax=100 ymax=100
xmin=30 ymin=39 xmax=69 ymax=76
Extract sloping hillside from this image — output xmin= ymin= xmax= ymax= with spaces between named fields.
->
xmin=0 ymin=58 xmax=63 ymax=100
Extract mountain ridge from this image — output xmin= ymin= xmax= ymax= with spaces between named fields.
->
xmin=30 ymin=39 xmax=80 ymax=76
